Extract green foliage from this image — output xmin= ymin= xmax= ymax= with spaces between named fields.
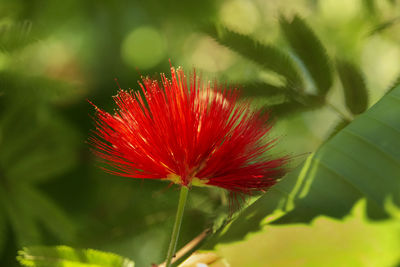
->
xmin=279 ymin=15 xmax=333 ymax=96
xmin=204 ymin=15 xmax=340 ymax=119
xmin=0 ymin=185 xmax=41 ymax=246
xmin=264 ymin=101 xmax=310 ymax=118
xmin=1 ymin=109 xmax=79 ymax=184
xmin=0 ymin=71 xmax=81 ymax=104
xmin=336 ymin=59 xmax=369 ymax=115
xmin=368 ymin=16 xmax=400 ymax=36
xmin=0 ymin=2 xmax=399 ymax=266
xmin=362 ymin=0 xmax=377 ymax=16
xmin=0 ymin=179 xmax=76 ymax=249
xmin=0 ymin=23 xmax=80 ymax=258
xmin=214 ymin=202 xmax=400 ymax=266
xmin=326 ymin=119 xmax=351 ymax=140
xmin=0 ymin=21 xmax=34 ymax=53
xmin=0 ymin=202 xmax=7 ymax=253
xmin=240 ymin=82 xmax=288 ymax=98
xmin=17 ymin=246 xmax=135 ymax=267
xmin=205 ymin=85 xmax=400 ymax=246
xmin=204 ymin=25 xmax=304 ymax=91
xmin=204 ymin=18 xmax=339 ymax=119
xmin=77 ymin=172 xmax=221 ymax=267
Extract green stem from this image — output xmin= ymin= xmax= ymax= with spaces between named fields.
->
xmin=165 ymin=186 xmax=189 ymax=267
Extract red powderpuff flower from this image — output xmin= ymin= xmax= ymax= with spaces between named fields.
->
xmin=89 ymin=66 xmax=288 ymax=194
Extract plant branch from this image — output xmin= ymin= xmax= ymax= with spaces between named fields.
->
xmin=326 ymin=102 xmax=353 ymax=122
xmin=164 ymin=186 xmax=189 ymax=267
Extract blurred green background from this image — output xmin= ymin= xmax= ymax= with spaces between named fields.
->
xmin=1 ymin=0 xmax=400 ymax=266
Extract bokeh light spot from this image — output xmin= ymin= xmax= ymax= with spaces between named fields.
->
xmin=121 ymin=26 xmax=166 ymax=69
xmin=319 ymin=0 xmax=360 ymax=23
xmin=219 ymin=0 xmax=259 ymax=34
xmin=185 ymin=34 xmax=234 ymax=73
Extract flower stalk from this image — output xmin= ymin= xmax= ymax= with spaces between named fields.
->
xmin=165 ymin=185 xmax=189 ymax=267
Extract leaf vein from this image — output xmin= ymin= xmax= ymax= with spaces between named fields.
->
xmin=342 ymin=128 xmax=400 ymax=164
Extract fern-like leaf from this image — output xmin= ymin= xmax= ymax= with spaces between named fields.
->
xmin=204 ymin=25 xmax=304 ymax=91
xmin=18 ymin=186 xmax=76 ymax=243
xmin=362 ymin=0 xmax=377 ymax=16
xmin=240 ymin=81 xmax=289 ymax=97
xmin=279 ymin=15 xmax=333 ymax=96
xmin=17 ymin=246 xmax=135 ymax=267
xmin=0 ymin=21 xmax=35 ymax=52
xmin=263 ymin=101 xmax=310 ymax=118
xmin=368 ymin=16 xmax=400 ymax=36
xmin=336 ymin=59 xmax=369 ymax=115
xmin=262 ymin=93 xmax=324 ymax=118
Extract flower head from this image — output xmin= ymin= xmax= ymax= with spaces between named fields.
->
xmin=90 ymin=66 xmax=288 ymax=194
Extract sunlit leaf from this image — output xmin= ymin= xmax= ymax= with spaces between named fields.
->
xmin=279 ymin=15 xmax=333 ymax=96
xmin=204 ymin=25 xmax=304 ymax=91
xmin=17 ymin=246 xmax=135 ymax=267
xmin=336 ymin=59 xmax=369 ymax=115
xmin=215 ymin=201 xmax=400 ymax=266
xmin=206 ymin=84 xmax=400 ymax=245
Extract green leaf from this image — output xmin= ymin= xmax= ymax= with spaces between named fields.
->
xmin=368 ymin=16 xmax=400 ymax=36
xmin=0 ymin=183 xmax=75 ymax=250
xmin=279 ymin=15 xmax=333 ymax=96
xmin=264 ymin=101 xmax=310 ymax=118
xmin=4 ymin=115 xmax=79 ymax=184
xmin=0 ymin=93 xmax=79 ymax=183
xmin=204 ymin=25 xmax=304 ymax=91
xmin=0 ymin=21 xmax=35 ymax=53
xmin=214 ymin=203 xmax=400 ymax=266
xmin=240 ymin=82 xmax=288 ymax=98
xmin=207 ymin=84 xmax=400 ymax=245
xmin=362 ymin=0 xmax=377 ymax=16
xmin=336 ymin=59 xmax=369 ymax=115
xmin=263 ymin=94 xmax=323 ymax=118
xmin=17 ymin=246 xmax=135 ymax=267
xmin=326 ymin=119 xmax=351 ymax=140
